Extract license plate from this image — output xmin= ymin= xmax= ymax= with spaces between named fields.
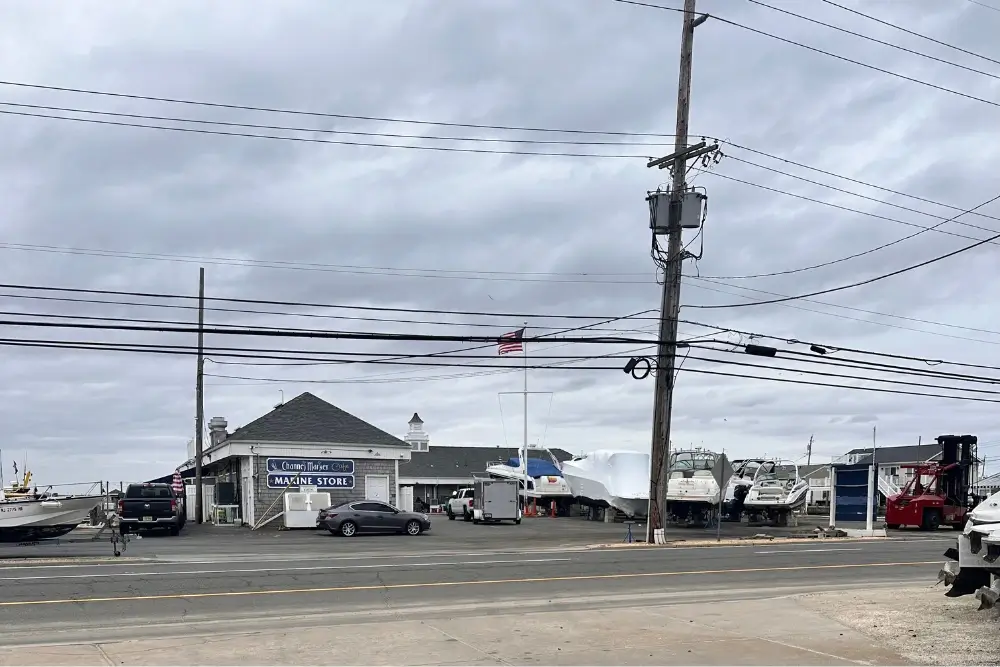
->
xmin=484 ymin=513 xmax=492 ymax=519
xmin=142 ymin=516 xmax=153 ymax=522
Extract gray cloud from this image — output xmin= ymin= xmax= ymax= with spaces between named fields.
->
xmin=0 ymin=0 xmax=998 ymax=486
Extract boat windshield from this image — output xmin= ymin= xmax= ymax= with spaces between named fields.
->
xmin=667 ymin=451 xmax=717 ymax=473
xmin=757 ymin=465 xmax=797 ymax=485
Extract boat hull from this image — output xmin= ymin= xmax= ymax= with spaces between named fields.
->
xmin=0 ymin=495 xmax=103 ymax=541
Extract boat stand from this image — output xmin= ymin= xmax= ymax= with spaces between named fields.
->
xmin=623 ymin=520 xmax=636 ymax=543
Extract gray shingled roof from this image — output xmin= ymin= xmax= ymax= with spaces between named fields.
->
xmin=846 ymin=444 xmax=942 ymax=465
xmin=225 ymin=392 xmax=408 ymax=447
xmin=400 ymin=446 xmax=574 ymax=479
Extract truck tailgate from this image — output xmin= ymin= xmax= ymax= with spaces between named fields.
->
xmin=120 ymin=500 xmax=174 ymax=519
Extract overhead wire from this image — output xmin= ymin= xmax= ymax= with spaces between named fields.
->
xmin=687 ymin=192 xmax=1000 ymax=309
xmin=965 ymin=0 xmax=1000 ymax=14
xmin=818 ymin=0 xmax=1000 ymax=67
xmin=683 ymin=277 xmax=1000 ymax=346
xmin=678 ymin=318 xmax=1000 ymax=373
xmin=746 ymin=0 xmax=1000 ymax=81
xmin=0 ymin=101 xmax=676 ymax=149
xmin=0 ymin=79 xmax=680 ymax=140
xmin=0 ymin=108 xmax=650 ymax=160
xmin=0 ymin=281 xmax=666 ymax=321
xmin=614 ymin=0 xmax=1000 ymax=110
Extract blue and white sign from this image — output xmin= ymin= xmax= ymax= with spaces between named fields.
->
xmin=265 ymin=458 xmax=355 ymax=490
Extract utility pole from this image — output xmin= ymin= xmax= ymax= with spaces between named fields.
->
xmin=806 ymin=435 xmax=813 ymax=465
xmin=645 ymin=0 xmax=707 ymax=544
xmin=195 ymin=267 xmax=206 ymax=525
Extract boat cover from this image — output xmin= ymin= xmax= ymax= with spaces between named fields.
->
xmin=561 ymin=450 xmax=649 ymax=500
xmin=505 ymin=458 xmax=562 ymax=478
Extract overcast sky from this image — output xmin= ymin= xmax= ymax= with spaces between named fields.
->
xmin=1 ymin=0 xmax=998 ymax=488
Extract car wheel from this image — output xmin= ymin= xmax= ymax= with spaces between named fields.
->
xmin=339 ymin=521 xmax=358 ymax=537
xmin=169 ymin=525 xmax=180 ymax=536
xmin=463 ymin=511 xmax=471 ymax=522
xmin=448 ymin=512 xmax=456 ymax=521
xmin=515 ymin=518 xmax=521 ymax=525
xmin=886 ymin=523 xmax=900 ymax=530
xmin=405 ymin=520 xmax=422 ymax=536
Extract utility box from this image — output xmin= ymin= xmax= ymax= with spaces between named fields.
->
xmin=647 ymin=189 xmax=706 ymax=233
xmin=472 ymin=478 xmax=521 ymax=525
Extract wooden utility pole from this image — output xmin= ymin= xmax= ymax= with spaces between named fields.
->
xmin=195 ymin=267 xmax=205 ymax=524
xmin=646 ymin=0 xmax=704 ymax=543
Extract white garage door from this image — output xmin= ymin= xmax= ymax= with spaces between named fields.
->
xmin=366 ymin=475 xmax=390 ymax=503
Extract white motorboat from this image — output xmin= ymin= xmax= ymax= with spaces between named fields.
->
xmin=0 ymin=474 xmax=104 ymax=542
xmin=664 ymin=448 xmax=720 ymax=526
xmin=560 ymin=449 xmax=649 ymax=518
xmin=485 ymin=447 xmax=575 ymax=513
xmin=722 ymin=458 xmax=771 ymax=522
xmin=742 ymin=459 xmax=809 ymax=525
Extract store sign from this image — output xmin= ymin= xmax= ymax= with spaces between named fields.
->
xmin=265 ymin=457 xmax=355 ymax=490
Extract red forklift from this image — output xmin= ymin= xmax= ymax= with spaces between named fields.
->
xmin=884 ymin=434 xmax=976 ymax=531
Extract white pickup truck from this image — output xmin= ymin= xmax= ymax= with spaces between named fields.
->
xmin=446 ymin=487 xmax=475 ymax=521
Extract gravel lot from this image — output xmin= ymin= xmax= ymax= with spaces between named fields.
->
xmin=798 ymin=585 xmax=999 ymax=666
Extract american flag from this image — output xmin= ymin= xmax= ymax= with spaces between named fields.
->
xmin=172 ymin=470 xmax=184 ymax=496
xmin=498 ymin=328 xmax=525 ymax=355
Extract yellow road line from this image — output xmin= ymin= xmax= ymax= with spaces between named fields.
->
xmin=0 ymin=560 xmax=938 ymax=607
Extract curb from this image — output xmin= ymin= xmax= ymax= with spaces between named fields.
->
xmin=584 ymin=535 xmax=891 ymax=550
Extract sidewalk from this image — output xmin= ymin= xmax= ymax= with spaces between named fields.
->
xmin=0 ymin=594 xmax=914 ymax=666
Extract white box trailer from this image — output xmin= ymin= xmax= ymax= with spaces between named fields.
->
xmin=472 ymin=478 xmax=521 ymax=525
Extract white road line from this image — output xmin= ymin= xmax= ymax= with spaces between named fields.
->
xmin=0 ymin=547 xmax=589 ymax=571
xmin=754 ymin=548 xmax=863 ymax=554
xmin=0 ymin=557 xmax=573 ymax=582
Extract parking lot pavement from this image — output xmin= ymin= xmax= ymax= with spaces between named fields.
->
xmin=0 ymin=512 xmax=962 ymax=565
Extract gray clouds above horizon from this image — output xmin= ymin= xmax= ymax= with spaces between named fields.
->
xmin=0 ymin=0 xmax=999 ymax=486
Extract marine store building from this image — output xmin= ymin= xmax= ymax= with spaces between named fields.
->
xmin=171 ymin=392 xmax=411 ymax=527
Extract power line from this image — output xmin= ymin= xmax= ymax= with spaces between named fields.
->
xmin=966 ymin=0 xmax=1000 ymax=13
xmin=0 ymin=241 xmax=654 ymax=285
xmin=719 ymin=141 xmax=1000 ymax=224
xmin=679 ymin=318 xmax=1000 ymax=373
xmin=615 ymin=0 xmax=1000 ymax=110
xmin=5 ymin=330 xmax=997 ymax=389
xmin=0 ymin=108 xmax=649 ymax=160
xmin=0 ymin=79 xmax=679 ymax=139
xmin=684 ymin=277 xmax=1000 ymax=345
xmin=688 ymin=340 xmax=1000 ymax=386
xmin=704 ymin=169 xmax=996 ymax=245
xmin=0 ymin=281 xmax=663 ymax=321
xmin=691 ymin=156 xmax=1000 ymax=279
xmin=747 ymin=0 xmax=1000 ymax=80
xmin=0 ymin=318 xmax=659 ymax=345
xmin=6 ymin=326 xmax=1000 ymax=403
xmin=688 ymin=192 xmax=1000 ymax=309
xmin=0 ymin=100 xmax=675 ymax=149
xmin=819 ymin=0 xmax=1000 ymax=67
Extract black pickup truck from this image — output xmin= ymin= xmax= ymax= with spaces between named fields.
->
xmin=117 ymin=483 xmax=186 ymax=536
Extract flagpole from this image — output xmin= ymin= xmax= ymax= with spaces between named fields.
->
xmin=522 ymin=321 xmax=528 ymax=511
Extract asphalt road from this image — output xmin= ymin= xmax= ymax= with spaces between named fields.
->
xmin=0 ymin=523 xmax=950 ymax=647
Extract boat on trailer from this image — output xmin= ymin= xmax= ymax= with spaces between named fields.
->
xmin=0 ymin=472 xmax=104 ymax=542
xmin=664 ymin=448 xmax=720 ymax=527
xmin=742 ymin=459 xmax=809 ymax=526
xmin=722 ymin=458 xmax=770 ymax=522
